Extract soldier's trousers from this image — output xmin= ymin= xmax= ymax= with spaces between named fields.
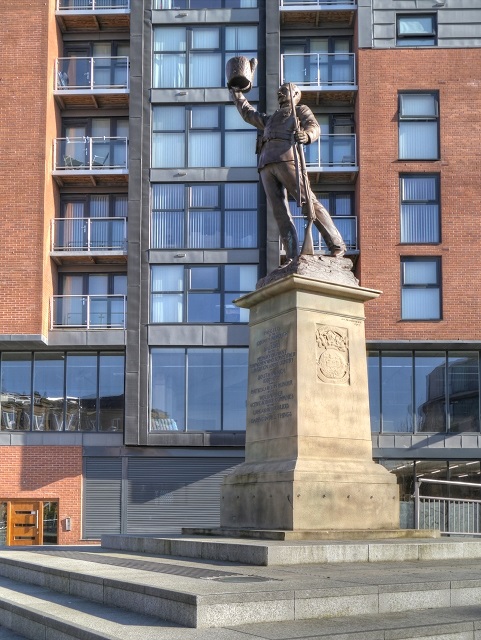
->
xmin=260 ymin=161 xmax=345 ymax=260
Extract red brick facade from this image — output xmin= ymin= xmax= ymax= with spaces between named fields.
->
xmin=0 ymin=446 xmax=85 ymax=544
xmin=357 ymin=49 xmax=481 ymax=342
xmin=0 ymin=2 xmax=59 ymax=337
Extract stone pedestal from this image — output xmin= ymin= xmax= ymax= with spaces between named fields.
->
xmin=220 ymin=272 xmax=399 ymax=531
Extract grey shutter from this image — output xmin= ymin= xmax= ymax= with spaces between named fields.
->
xmin=126 ymin=457 xmax=242 ymax=534
xmin=84 ymin=457 xmax=122 ymax=539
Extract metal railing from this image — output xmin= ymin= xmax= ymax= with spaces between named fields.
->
xmin=53 ymin=137 xmax=128 ymax=171
xmin=305 ymin=134 xmax=357 ymax=168
xmin=51 ymin=218 xmax=127 ymax=252
xmin=280 ymin=0 xmax=356 ymax=7
xmin=57 ymin=0 xmax=130 ymax=10
xmin=55 ymin=57 xmax=129 ymax=91
xmin=51 ymin=295 xmax=127 ymax=329
xmin=415 ymin=478 xmax=481 ymax=536
xmin=281 ymin=53 xmax=356 ymax=87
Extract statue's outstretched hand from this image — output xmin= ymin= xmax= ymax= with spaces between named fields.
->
xmin=294 ymin=130 xmax=309 ymax=144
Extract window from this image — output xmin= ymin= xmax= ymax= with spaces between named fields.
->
xmin=401 ymin=257 xmax=441 ymax=320
xmin=150 ymin=264 xmax=257 ymax=323
xmin=152 ymin=105 xmax=257 ymax=168
xmin=367 ymin=350 xmax=480 ymax=434
xmin=399 ymin=93 xmax=439 ymax=160
xmin=400 ymin=175 xmax=440 ymax=243
xmin=288 ymin=192 xmax=356 ymax=252
xmin=151 ymin=183 xmax=258 ymax=249
xmin=281 ymin=37 xmax=353 ymax=86
xmin=396 ymin=14 xmax=436 ymax=47
xmin=0 ymin=351 xmax=125 ymax=432
xmin=150 ymin=347 xmax=248 ymax=432
xmin=152 ymin=25 xmax=257 ymax=88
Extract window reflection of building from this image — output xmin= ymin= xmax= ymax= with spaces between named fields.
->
xmin=369 ymin=350 xmax=480 ymax=434
xmin=0 ymin=352 xmax=124 ymax=432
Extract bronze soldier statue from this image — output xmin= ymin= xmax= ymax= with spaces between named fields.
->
xmin=230 ymin=83 xmax=346 ymax=261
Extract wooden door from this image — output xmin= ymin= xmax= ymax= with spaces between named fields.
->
xmin=7 ymin=501 xmax=42 ymax=546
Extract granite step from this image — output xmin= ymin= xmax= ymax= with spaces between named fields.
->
xmin=1 ymin=545 xmax=481 ymax=630
xmin=0 ymin=571 xmax=481 ymax=640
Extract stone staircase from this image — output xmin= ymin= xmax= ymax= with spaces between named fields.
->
xmin=0 ymin=536 xmax=481 ymax=639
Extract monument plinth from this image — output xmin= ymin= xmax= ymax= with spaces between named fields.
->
xmin=220 ymin=259 xmax=399 ymax=532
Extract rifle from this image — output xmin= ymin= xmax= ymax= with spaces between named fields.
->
xmin=288 ymin=82 xmax=315 ymax=256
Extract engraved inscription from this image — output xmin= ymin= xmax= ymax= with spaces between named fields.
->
xmin=316 ymin=325 xmax=349 ymax=385
xmin=249 ymin=326 xmax=296 ymax=425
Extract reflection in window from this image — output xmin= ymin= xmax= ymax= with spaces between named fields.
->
xmin=150 ymin=347 xmax=248 ymax=432
xmin=43 ymin=502 xmax=58 ymax=545
xmin=368 ymin=350 xmax=480 ymax=434
xmin=396 ymin=14 xmax=437 ymax=47
xmin=0 ymin=351 xmax=125 ymax=432
xmin=401 ymin=257 xmax=441 ymax=320
xmin=151 ymin=183 xmax=258 ymax=249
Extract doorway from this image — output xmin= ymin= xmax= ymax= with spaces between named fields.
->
xmin=0 ymin=500 xmax=58 ymax=546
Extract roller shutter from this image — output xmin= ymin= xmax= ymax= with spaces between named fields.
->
xmin=84 ymin=457 xmax=122 ymax=539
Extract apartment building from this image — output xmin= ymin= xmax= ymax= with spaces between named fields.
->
xmin=0 ymin=0 xmax=480 ymax=544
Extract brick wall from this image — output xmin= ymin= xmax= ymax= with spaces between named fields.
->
xmin=0 ymin=2 xmax=58 ymax=335
xmin=357 ymin=49 xmax=481 ymax=342
xmin=0 ymin=446 xmax=86 ymax=545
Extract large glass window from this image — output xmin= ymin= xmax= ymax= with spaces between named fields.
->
xmin=396 ymin=14 xmax=437 ymax=47
xmin=401 ymin=257 xmax=441 ymax=320
xmin=154 ymin=0 xmax=257 ymax=8
xmin=152 ymin=105 xmax=257 ymax=168
xmin=368 ymin=350 xmax=480 ymax=434
xmin=150 ymin=264 xmax=257 ymax=323
xmin=151 ymin=183 xmax=258 ymax=249
xmin=399 ymin=93 xmax=439 ymax=160
xmin=400 ymin=175 xmax=440 ymax=244
xmin=153 ymin=25 xmax=257 ymax=89
xmin=0 ymin=351 xmax=125 ymax=432
xmin=150 ymin=347 xmax=248 ymax=432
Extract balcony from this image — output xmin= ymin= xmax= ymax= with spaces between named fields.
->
xmin=51 ymin=295 xmax=126 ymax=329
xmin=281 ymin=53 xmax=356 ymax=106
xmin=280 ymin=0 xmax=356 ymax=27
xmin=56 ymin=0 xmax=130 ymax=32
xmin=304 ymin=134 xmax=358 ymax=183
xmin=54 ymin=57 xmax=129 ymax=109
xmin=50 ymin=217 xmax=127 ymax=265
xmin=52 ymin=137 xmax=128 ymax=186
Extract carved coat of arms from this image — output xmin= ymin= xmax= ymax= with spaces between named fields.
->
xmin=315 ymin=325 xmax=349 ymax=385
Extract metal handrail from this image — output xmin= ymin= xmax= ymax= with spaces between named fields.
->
xmin=51 ymin=294 xmax=127 ymax=330
xmin=51 ymin=217 xmax=127 ymax=252
xmin=305 ymin=133 xmax=357 ymax=168
xmin=56 ymin=0 xmax=130 ymax=11
xmin=55 ymin=57 xmax=129 ymax=91
xmin=281 ymin=52 xmax=356 ymax=87
xmin=415 ymin=478 xmax=481 ymax=536
xmin=53 ymin=137 xmax=129 ymax=171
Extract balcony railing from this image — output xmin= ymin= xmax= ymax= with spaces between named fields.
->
xmin=51 ymin=218 xmax=127 ymax=252
xmin=53 ymin=137 xmax=128 ymax=171
xmin=57 ymin=0 xmax=130 ymax=10
xmin=55 ymin=57 xmax=129 ymax=92
xmin=280 ymin=0 xmax=356 ymax=7
xmin=305 ymin=134 xmax=357 ymax=169
xmin=51 ymin=295 xmax=126 ymax=329
xmin=281 ymin=53 xmax=356 ymax=88
xmin=291 ymin=215 xmax=357 ymax=253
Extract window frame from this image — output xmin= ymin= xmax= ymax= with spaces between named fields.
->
xmin=398 ymin=91 xmax=440 ymax=161
xmin=396 ymin=13 xmax=437 ymax=47
xmin=399 ymin=173 xmax=440 ymax=245
xmin=400 ymin=256 xmax=442 ymax=321
xmin=150 ymin=264 xmax=257 ymax=324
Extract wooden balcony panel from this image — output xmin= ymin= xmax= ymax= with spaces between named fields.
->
xmin=301 ymin=90 xmax=357 ymax=107
xmin=308 ymin=170 xmax=358 ymax=185
xmin=280 ymin=9 xmax=355 ymax=27
xmin=56 ymin=14 xmax=130 ymax=32
xmin=55 ymin=93 xmax=129 ymax=110
xmin=50 ymin=252 xmax=127 ymax=266
xmin=53 ymin=173 xmax=129 ymax=187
